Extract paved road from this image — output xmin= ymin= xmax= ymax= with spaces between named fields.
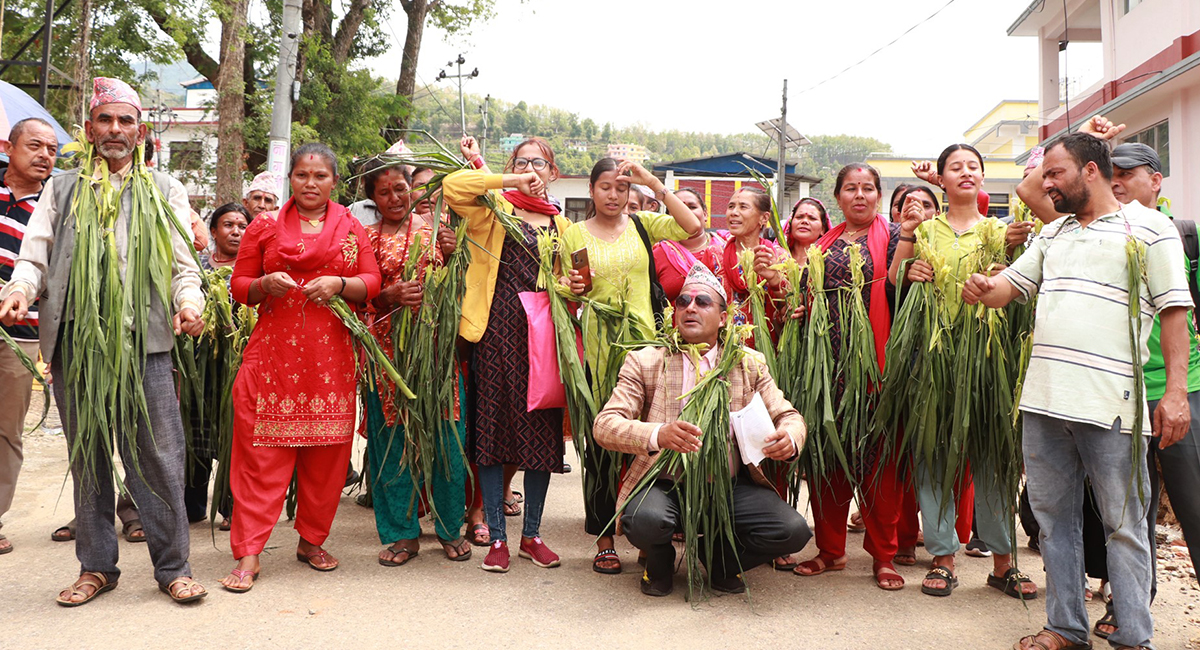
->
xmin=2 ymin=394 xmax=1198 ymax=650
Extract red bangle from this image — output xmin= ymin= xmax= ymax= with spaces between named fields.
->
xmin=470 ymin=154 xmax=484 ymax=169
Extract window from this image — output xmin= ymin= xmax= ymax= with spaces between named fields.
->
xmin=565 ymin=198 xmax=590 ymax=223
xmin=1124 ymin=120 xmax=1170 ymax=177
xmin=169 ymin=141 xmax=203 ymax=172
xmin=1122 ymin=0 xmax=1142 ymax=15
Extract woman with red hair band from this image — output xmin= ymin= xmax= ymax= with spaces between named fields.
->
xmin=794 ymin=163 xmax=907 ymax=591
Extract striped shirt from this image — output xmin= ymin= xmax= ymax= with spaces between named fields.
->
xmin=1000 ymin=201 xmax=1193 ymax=435
xmin=0 ymin=168 xmax=40 ymax=341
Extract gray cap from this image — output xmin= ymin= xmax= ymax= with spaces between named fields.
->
xmin=1111 ymin=142 xmax=1161 ymax=173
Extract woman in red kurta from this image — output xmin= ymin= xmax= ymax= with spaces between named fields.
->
xmin=220 ymin=143 xmax=381 ymax=592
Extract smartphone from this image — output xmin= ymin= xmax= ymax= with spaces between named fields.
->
xmin=570 ymin=248 xmax=593 ymax=294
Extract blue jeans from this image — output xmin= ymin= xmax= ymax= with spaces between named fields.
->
xmin=914 ymin=461 xmax=1014 ymax=557
xmin=478 ymin=463 xmax=550 ymax=543
xmin=1023 ymin=412 xmax=1154 ymax=649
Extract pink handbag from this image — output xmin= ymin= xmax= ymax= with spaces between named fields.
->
xmin=519 ymin=291 xmax=582 ymax=411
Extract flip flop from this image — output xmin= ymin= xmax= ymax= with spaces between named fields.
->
xmin=378 ymin=545 xmax=418 ymax=567
xmin=160 ymin=576 xmax=208 ymax=603
xmin=51 ymin=524 xmax=75 ymax=542
xmin=503 ymin=497 xmax=522 ymax=517
xmin=921 ymin=566 xmax=958 ymax=597
xmin=297 ymin=548 xmax=339 ymax=571
xmin=56 ymin=572 xmax=117 ymax=607
xmin=0 ymin=534 xmax=12 ymax=555
xmin=772 ymin=555 xmax=799 ymax=571
xmin=221 ymin=568 xmax=259 ymax=593
xmin=439 ymin=537 xmax=473 ymax=562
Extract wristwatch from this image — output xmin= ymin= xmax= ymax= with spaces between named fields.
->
xmin=654 ymin=186 xmax=671 ymax=201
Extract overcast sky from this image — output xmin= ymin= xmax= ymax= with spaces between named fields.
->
xmin=363 ymin=0 xmax=1074 ymax=156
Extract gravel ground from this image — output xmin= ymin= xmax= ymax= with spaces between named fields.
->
xmin=2 ymin=390 xmax=1198 ymax=650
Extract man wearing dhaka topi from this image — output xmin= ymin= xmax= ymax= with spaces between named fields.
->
xmin=0 ymin=77 xmax=208 ymax=606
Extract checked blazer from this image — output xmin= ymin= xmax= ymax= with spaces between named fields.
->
xmin=593 ymin=344 xmax=806 ymax=533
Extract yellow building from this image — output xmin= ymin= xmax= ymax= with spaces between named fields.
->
xmin=867 ymin=100 xmax=1039 ymax=217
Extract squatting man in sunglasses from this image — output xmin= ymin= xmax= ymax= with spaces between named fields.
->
xmin=592 ymin=262 xmax=812 ymax=598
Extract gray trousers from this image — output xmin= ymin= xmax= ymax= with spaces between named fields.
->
xmin=52 ymin=351 xmax=191 ymax=587
xmin=622 ymin=477 xmax=812 ymax=579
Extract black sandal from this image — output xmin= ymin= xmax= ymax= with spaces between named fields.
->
xmin=593 ymin=548 xmax=621 ymax=574
xmin=920 ymin=566 xmax=958 ymax=597
xmin=1093 ymin=610 xmax=1117 ymax=639
xmin=988 ymin=567 xmax=1039 ymax=600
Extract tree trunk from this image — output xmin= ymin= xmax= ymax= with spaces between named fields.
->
xmin=71 ymin=0 xmax=92 ymax=126
xmin=214 ymin=0 xmax=251 ymax=205
xmin=394 ymin=0 xmax=428 ymax=130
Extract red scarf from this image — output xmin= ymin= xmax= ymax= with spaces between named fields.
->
xmin=275 ymin=198 xmax=355 ymax=272
xmin=503 ymin=190 xmax=560 ymax=216
xmin=816 ymin=215 xmax=891 ymax=370
xmin=721 ymin=237 xmax=781 ymax=295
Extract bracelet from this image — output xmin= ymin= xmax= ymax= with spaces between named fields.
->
xmin=470 ymin=154 xmax=484 ymax=169
xmin=338 ymin=277 xmax=347 ymax=295
xmin=898 ymin=235 xmax=917 ymax=243
xmin=251 ymin=278 xmax=262 ymax=295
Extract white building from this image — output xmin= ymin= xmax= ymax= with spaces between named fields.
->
xmin=1009 ymin=0 xmax=1199 ymax=210
xmin=147 ymin=77 xmax=219 ymax=205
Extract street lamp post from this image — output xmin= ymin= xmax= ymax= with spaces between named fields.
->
xmin=436 ymin=54 xmax=479 ymax=136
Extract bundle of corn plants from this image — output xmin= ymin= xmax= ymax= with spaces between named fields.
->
xmin=210 ymin=300 xmax=256 ymax=526
xmin=325 ymin=295 xmax=414 ymax=399
xmin=0 ymin=280 xmax=49 ymax=426
xmin=873 ymin=233 xmax=954 ymax=476
xmin=737 ymin=247 xmax=778 ymax=373
xmin=951 ymin=224 xmax=1022 ymax=515
xmin=835 ymin=244 xmax=883 ymax=480
xmin=610 ymin=316 xmax=755 ymax=603
xmin=58 ymin=132 xmax=199 ymax=492
xmin=770 ymin=255 xmax=806 ymax=505
xmin=796 ymin=245 xmax=846 ymax=501
xmin=1125 ymin=233 xmax=1149 ymax=504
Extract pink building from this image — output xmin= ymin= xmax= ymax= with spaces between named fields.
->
xmin=1009 ymin=0 xmax=1199 ymax=211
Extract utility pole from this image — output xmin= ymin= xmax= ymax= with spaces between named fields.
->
xmin=479 ymin=94 xmax=490 ymax=157
xmin=266 ymin=0 xmax=303 ymax=200
xmin=436 ymin=54 xmax=478 ymax=136
xmin=775 ymin=79 xmax=787 ymax=218
xmin=147 ymin=90 xmax=177 ymax=169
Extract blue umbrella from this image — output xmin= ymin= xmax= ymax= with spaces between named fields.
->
xmin=0 ymin=79 xmax=73 ymax=150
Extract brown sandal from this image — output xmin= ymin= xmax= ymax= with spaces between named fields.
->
xmin=160 ymin=576 xmax=208 ymax=603
xmin=1012 ymin=629 xmax=1092 ymax=650
xmin=794 ymin=554 xmax=847 ymax=576
xmin=873 ymin=561 xmax=905 ymax=591
xmin=56 ymin=572 xmax=117 ymax=607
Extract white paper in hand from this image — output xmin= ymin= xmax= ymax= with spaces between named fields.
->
xmin=730 ymin=393 xmax=775 ymax=467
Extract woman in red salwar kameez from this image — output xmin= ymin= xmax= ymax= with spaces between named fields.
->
xmin=220 ymin=143 xmax=381 ymax=592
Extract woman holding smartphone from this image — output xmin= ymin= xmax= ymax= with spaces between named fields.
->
xmin=563 ymin=158 xmax=703 ymax=575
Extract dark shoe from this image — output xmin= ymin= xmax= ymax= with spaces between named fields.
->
xmin=965 ymin=537 xmax=992 ymax=557
xmin=562 ymin=462 xmax=572 ymax=473
xmin=355 ymin=492 xmax=373 ymax=509
xmin=344 ymin=468 xmax=361 ymax=488
xmin=1093 ymin=609 xmax=1117 ymax=640
xmin=640 ymin=570 xmax=673 ymax=596
xmin=1027 ymin=536 xmax=1041 ymax=554
xmin=988 ymin=567 xmax=1039 ymax=600
xmin=710 ymin=573 xmax=746 ymax=594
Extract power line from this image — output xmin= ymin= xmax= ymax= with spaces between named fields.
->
xmin=380 ymin=16 xmax=459 ymax=125
xmin=795 ymin=0 xmax=961 ymax=96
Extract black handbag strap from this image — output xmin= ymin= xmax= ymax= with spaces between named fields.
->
xmin=629 ymin=213 xmax=669 ymax=326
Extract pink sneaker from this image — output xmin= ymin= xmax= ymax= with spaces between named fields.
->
xmin=518 ymin=536 xmax=561 ymax=568
xmin=482 ymin=540 xmax=509 ymax=573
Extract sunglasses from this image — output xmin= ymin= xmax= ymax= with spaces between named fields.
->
xmin=513 ymin=157 xmax=549 ymax=171
xmin=674 ymin=293 xmax=717 ymax=309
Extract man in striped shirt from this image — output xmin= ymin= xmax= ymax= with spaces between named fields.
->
xmin=0 ymin=117 xmax=57 ymax=556
xmin=964 ymin=133 xmax=1191 ymax=650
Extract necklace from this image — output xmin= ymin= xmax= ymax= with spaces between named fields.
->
xmin=300 ymin=212 xmax=327 ymax=228
xmin=842 ymin=224 xmax=870 ymax=240
xmin=210 ymin=251 xmax=237 ymax=264
xmin=684 ymin=231 xmax=711 ymax=253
